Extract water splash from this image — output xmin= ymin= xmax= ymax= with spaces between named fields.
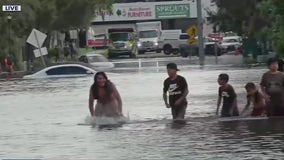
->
xmin=84 ymin=116 xmax=130 ymax=126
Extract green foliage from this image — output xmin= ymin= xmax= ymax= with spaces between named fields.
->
xmin=258 ymin=0 xmax=284 ymax=56
xmin=0 ymin=0 xmax=38 ymax=51
xmin=48 ymin=48 xmax=57 ymax=58
xmin=209 ymin=0 xmax=268 ymax=36
xmin=0 ymin=0 xmax=114 ymax=55
xmin=210 ymin=0 xmax=284 ymax=56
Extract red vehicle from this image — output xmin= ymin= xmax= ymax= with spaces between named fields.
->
xmin=87 ymin=34 xmax=108 ymax=49
xmin=208 ymin=33 xmax=223 ymax=41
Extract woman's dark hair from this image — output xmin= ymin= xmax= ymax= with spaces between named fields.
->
xmin=91 ymin=72 xmax=113 ymax=99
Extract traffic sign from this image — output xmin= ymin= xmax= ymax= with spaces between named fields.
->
xmin=26 ymin=28 xmax=47 ymax=48
xmin=26 ymin=28 xmax=47 ymax=67
xmin=33 ymin=47 xmax=48 ymax=58
xmin=188 ymin=38 xmax=197 ymax=45
xmin=187 ymin=25 xmax=198 ymax=37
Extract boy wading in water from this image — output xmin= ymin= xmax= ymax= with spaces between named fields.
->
xmin=216 ymin=74 xmax=239 ymax=117
xmin=163 ymin=63 xmax=189 ymax=120
xmin=260 ymin=58 xmax=284 ymax=116
xmin=241 ymin=82 xmax=266 ymax=117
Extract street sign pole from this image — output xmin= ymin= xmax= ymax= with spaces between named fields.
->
xmin=197 ymin=0 xmax=205 ymax=66
xmin=34 ymin=31 xmax=46 ymax=67
xmin=214 ymin=42 xmax=219 ymax=64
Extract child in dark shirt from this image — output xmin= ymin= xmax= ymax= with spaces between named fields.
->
xmin=216 ymin=73 xmax=239 ymax=117
xmin=163 ymin=63 xmax=189 ymax=120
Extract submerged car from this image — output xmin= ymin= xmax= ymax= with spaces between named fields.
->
xmin=23 ymin=64 xmax=96 ymax=79
xmin=79 ymin=53 xmax=114 ymax=70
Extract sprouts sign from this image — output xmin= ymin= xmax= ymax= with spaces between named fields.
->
xmin=155 ymin=4 xmax=190 ymax=19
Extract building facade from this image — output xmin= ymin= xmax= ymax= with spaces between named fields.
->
xmin=91 ymin=0 xmax=216 ymax=36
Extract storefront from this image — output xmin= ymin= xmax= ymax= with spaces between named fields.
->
xmin=91 ymin=1 xmax=200 ymax=34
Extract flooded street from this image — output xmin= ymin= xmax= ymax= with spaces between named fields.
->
xmin=1 ymin=66 xmax=284 ymax=159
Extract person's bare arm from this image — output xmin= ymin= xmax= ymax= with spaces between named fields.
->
xmin=260 ymin=85 xmax=270 ymax=100
xmin=113 ymin=85 xmax=123 ymax=115
xmin=89 ymin=88 xmax=95 ymax=116
xmin=163 ymin=80 xmax=171 ymax=108
xmin=178 ymin=87 xmax=189 ymax=101
xmin=174 ymin=78 xmax=189 ymax=107
xmin=260 ymin=74 xmax=270 ymax=101
xmin=216 ymin=96 xmax=221 ymax=115
xmin=163 ymin=92 xmax=168 ymax=105
xmin=174 ymin=87 xmax=189 ymax=106
xmin=256 ymin=93 xmax=265 ymax=109
xmin=163 ymin=93 xmax=171 ymax=108
xmin=241 ymin=97 xmax=250 ymax=114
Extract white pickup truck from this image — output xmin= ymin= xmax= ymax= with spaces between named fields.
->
xmin=158 ymin=32 xmax=223 ymax=57
xmin=158 ymin=30 xmax=192 ymax=55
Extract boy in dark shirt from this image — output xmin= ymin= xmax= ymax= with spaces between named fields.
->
xmin=260 ymin=57 xmax=284 ymax=116
xmin=216 ymin=73 xmax=239 ymax=117
xmin=163 ymin=63 xmax=189 ymax=120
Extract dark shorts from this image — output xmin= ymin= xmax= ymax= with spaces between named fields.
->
xmin=171 ymin=104 xmax=187 ymax=120
xmin=221 ymin=105 xmax=239 ymax=117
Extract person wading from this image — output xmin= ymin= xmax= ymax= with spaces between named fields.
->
xmin=163 ymin=63 xmax=189 ymax=120
xmin=260 ymin=58 xmax=284 ymax=116
xmin=89 ymin=72 xmax=123 ymax=118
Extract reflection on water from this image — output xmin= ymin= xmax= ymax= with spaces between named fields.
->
xmin=1 ymin=66 xmax=284 ymax=159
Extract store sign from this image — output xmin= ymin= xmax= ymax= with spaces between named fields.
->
xmin=155 ymin=4 xmax=190 ymax=19
xmin=125 ymin=7 xmax=153 ymax=18
xmin=93 ymin=1 xmax=197 ymax=22
xmin=94 ymin=4 xmax=155 ymax=22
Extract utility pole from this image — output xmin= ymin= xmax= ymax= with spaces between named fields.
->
xmin=197 ymin=0 xmax=205 ymax=66
xmin=7 ymin=15 xmax=12 ymax=55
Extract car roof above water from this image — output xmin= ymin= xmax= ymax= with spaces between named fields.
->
xmin=43 ymin=63 xmax=95 ymax=71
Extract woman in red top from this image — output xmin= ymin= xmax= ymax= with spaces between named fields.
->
xmin=89 ymin=72 xmax=123 ymax=117
xmin=4 ymin=57 xmax=13 ymax=73
xmin=242 ymin=82 xmax=266 ymax=116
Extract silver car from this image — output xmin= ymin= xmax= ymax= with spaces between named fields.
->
xmin=79 ymin=53 xmax=115 ymax=70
